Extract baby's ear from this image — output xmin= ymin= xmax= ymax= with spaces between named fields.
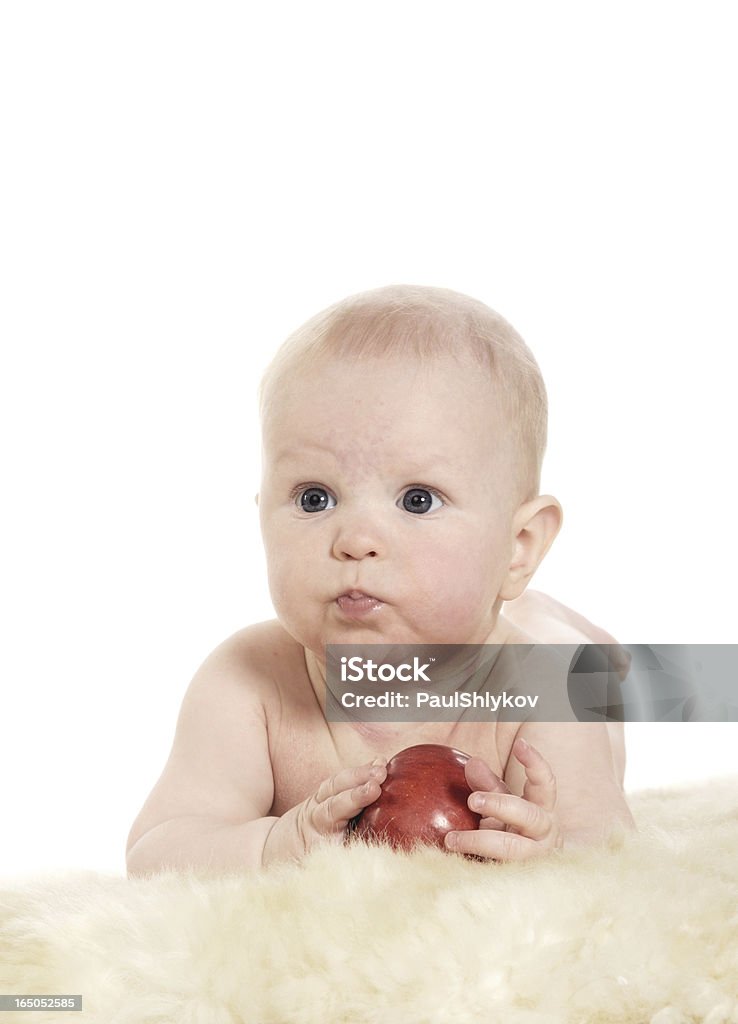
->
xmin=499 ymin=496 xmax=562 ymax=601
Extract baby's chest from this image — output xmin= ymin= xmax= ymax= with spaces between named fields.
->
xmin=265 ymin=699 xmax=517 ymax=816
xmin=266 ymin=714 xmax=341 ymax=816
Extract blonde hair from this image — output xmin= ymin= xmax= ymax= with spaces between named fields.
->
xmin=258 ymin=285 xmax=548 ymax=500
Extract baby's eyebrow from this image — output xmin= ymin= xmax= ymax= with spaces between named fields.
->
xmin=271 ymin=444 xmax=338 ymax=466
xmin=394 ymin=457 xmax=458 ymax=476
xmin=272 ymin=445 xmax=457 ymax=469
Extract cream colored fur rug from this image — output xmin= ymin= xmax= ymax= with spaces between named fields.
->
xmin=2 ymin=778 xmax=738 ymax=1024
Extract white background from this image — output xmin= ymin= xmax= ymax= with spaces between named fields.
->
xmin=1 ymin=3 xmax=736 ymax=878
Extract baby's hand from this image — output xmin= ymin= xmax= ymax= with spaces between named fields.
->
xmin=262 ymin=758 xmax=387 ymax=866
xmin=444 ymin=739 xmax=562 ymax=860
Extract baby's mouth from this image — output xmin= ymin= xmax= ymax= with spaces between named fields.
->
xmin=335 ymin=591 xmax=385 ymax=618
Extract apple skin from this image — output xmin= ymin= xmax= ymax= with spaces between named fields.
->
xmin=349 ymin=743 xmax=481 ymax=852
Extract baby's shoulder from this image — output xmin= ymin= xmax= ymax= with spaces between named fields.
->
xmin=204 ymin=619 xmax=304 ymax=690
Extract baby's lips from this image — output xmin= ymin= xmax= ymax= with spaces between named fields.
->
xmin=338 ymin=589 xmax=385 ymax=602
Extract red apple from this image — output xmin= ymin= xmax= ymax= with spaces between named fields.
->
xmin=349 ymin=743 xmax=481 ymax=852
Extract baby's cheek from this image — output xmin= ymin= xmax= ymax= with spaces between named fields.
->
xmin=425 ymin=549 xmax=496 ymax=622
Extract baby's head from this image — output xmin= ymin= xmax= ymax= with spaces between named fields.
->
xmin=257 ymin=285 xmax=561 ymax=654
xmin=260 ymin=285 xmax=547 ymax=504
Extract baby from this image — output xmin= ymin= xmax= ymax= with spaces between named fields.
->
xmin=126 ymin=285 xmax=634 ymax=874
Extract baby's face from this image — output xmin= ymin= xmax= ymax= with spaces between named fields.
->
xmin=259 ymin=354 xmax=520 ymax=656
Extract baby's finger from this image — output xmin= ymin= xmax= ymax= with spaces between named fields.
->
xmin=469 ymin=791 xmax=550 ymax=840
xmin=464 ymin=756 xmax=511 ymax=797
xmin=311 ymin=777 xmax=384 ymax=834
xmin=341 ymin=777 xmax=385 ymax=822
xmin=445 ymin=827 xmax=545 ymax=861
xmin=314 ymin=758 xmax=387 ymax=805
xmin=477 ymin=812 xmax=507 ymax=831
xmin=513 ymin=738 xmax=557 ymax=813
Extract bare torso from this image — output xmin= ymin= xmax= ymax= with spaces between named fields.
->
xmin=125 ymin=591 xmax=628 ymax=872
xmin=258 ymin=620 xmax=523 ymax=816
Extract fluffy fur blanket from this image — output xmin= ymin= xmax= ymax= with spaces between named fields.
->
xmin=2 ymin=779 xmax=738 ymax=1024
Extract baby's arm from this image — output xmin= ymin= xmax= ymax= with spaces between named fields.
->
xmin=125 ymin=629 xmax=386 ymax=875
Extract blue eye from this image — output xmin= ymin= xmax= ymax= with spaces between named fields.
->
xmin=401 ymin=488 xmax=443 ymax=514
xmin=298 ymin=487 xmax=336 ymax=513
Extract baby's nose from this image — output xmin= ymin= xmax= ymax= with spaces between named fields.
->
xmin=332 ymin=517 xmax=383 ymax=561
xmin=334 ymin=536 xmax=379 ymax=561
